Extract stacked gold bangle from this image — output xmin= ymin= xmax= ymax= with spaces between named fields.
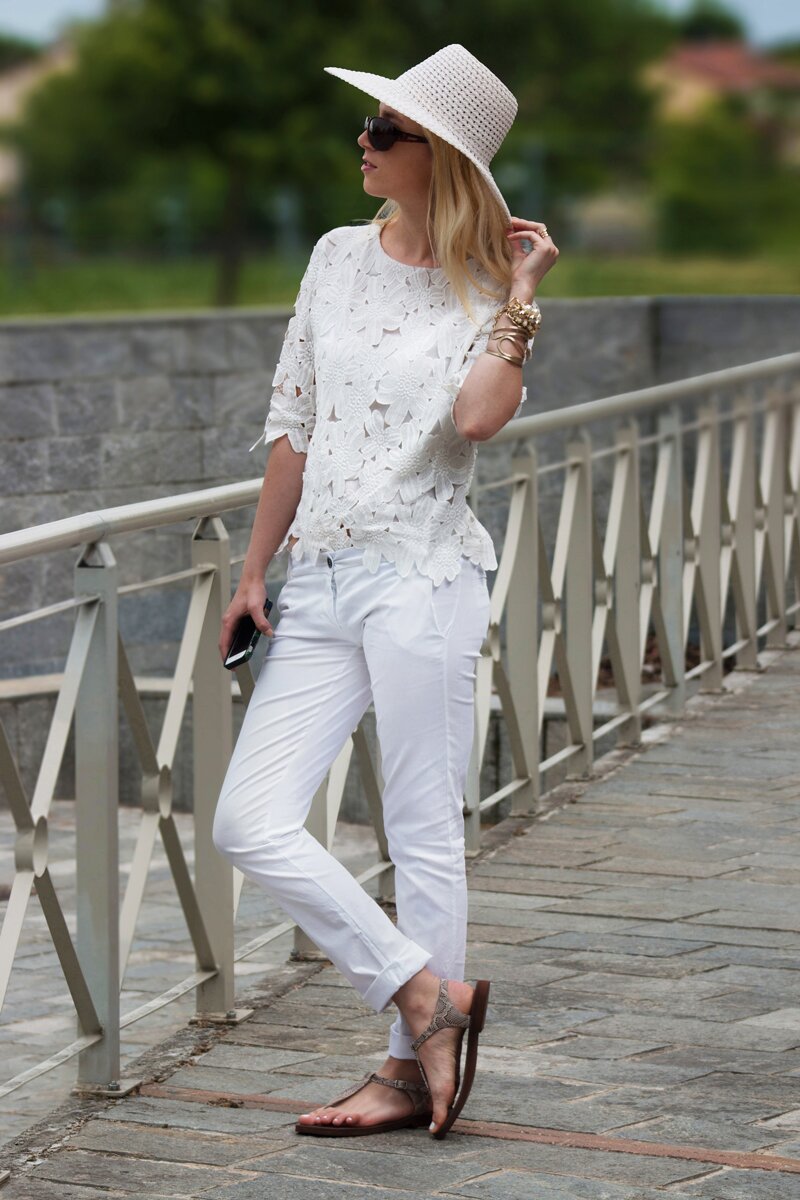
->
xmin=485 ymin=296 xmax=542 ymax=368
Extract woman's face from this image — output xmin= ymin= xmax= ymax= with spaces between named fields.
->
xmin=357 ymin=102 xmax=433 ymax=206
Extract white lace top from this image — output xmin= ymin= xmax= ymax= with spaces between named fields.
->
xmin=248 ymin=221 xmax=527 ymax=585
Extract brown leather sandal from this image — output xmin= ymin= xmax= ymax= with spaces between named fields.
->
xmin=294 ymin=1070 xmax=433 ymax=1137
xmin=411 ymin=976 xmax=491 ymax=1139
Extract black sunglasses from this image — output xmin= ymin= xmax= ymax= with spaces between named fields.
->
xmin=363 ymin=115 xmax=429 ymax=151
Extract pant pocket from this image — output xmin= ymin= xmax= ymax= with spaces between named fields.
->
xmin=429 ymin=568 xmax=464 ymax=639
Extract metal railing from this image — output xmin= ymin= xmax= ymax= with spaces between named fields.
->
xmin=0 ymin=350 xmax=798 ymax=1101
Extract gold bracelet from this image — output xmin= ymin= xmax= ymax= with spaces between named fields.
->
xmin=500 ymin=295 xmax=542 ymax=336
xmin=490 ymin=322 xmax=532 ymax=362
xmin=491 ymin=319 xmax=530 ymax=342
xmin=492 ymin=330 xmax=529 ymax=361
xmin=492 ymin=320 xmax=529 ymax=341
xmin=485 ymin=347 xmax=524 ymax=367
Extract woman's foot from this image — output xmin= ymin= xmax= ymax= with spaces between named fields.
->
xmin=392 ymin=969 xmax=475 ymax=1135
xmin=296 ymin=1055 xmax=428 ymax=1130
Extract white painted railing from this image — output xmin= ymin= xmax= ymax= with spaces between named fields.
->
xmin=0 ymin=350 xmax=798 ymax=1100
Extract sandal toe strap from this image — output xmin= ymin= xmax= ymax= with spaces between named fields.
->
xmin=323 ymin=1071 xmax=375 ymax=1109
xmin=322 ymin=1071 xmax=432 ymax=1117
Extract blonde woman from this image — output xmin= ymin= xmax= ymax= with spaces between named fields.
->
xmin=213 ymin=44 xmax=558 ymax=1141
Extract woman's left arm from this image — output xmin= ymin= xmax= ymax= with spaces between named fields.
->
xmin=452 ymin=217 xmax=559 ymax=442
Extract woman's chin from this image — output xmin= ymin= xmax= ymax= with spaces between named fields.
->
xmin=363 ymin=178 xmax=386 ymax=200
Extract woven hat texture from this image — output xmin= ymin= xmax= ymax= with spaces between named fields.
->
xmin=324 ymin=44 xmax=517 ymax=223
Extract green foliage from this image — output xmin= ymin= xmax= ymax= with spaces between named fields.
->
xmin=13 ymin=1 xmax=674 ymax=250
xmin=0 ymin=32 xmax=41 ymax=71
xmin=649 ymin=97 xmax=793 ymax=255
xmin=676 ymin=0 xmax=745 ymax=43
xmin=0 ymin=247 xmax=796 ymax=316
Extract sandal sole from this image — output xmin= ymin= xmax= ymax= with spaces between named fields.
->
xmin=432 ymin=978 xmax=490 ymax=1140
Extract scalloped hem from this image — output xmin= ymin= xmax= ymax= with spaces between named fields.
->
xmin=281 ymin=530 xmax=497 ymax=587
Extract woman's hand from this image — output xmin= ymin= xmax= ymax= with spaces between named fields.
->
xmin=218 ymin=575 xmax=273 ymax=663
xmin=506 ymin=216 xmax=559 ymax=296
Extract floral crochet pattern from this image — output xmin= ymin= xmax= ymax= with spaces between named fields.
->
xmin=248 ymin=221 xmax=527 ymax=586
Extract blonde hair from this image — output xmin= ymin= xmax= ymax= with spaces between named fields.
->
xmin=371 ymin=126 xmax=514 ymax=325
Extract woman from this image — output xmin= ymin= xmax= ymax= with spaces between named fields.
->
xmin=213 ymin=43 xmax=558 ymax=1141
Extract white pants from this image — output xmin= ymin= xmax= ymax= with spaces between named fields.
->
xmin=212 ymin=546 xmax=491 ymax=1060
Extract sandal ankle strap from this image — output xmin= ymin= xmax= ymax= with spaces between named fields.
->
xmin=411 ymin=977 xmax=470 ymax=1053
xmin=370 ymin=1071 xmax=430 ymax=1095
xmin=370 ymin=1071 xmax=432 ymax=1117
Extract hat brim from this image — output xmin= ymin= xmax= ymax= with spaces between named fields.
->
xmin=324 ymin=66 xmax=512 ymax=224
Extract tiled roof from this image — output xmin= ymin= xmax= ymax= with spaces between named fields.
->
xmin=664 ymin=39 xmax=800 ymax=93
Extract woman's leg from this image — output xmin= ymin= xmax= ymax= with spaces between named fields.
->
xmin=300 ymin=557 xmax=491 ymax=1130
xmin=364 ymin=560 xmax=491 ymax=1062
xmin=212 ymin=554 xmax=432 ymax=1009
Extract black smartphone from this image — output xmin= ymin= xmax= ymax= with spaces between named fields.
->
xmin=223 ymin=598 xmax=273 ymax=670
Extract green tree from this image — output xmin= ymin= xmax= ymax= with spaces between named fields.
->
xmin=13 ymin=0 xmax=679 ymax=304
xmin=677 ymin=0 xmax=745 ymax=43
xmin=0 ymin=32 xmax=41 ymax=71
xmin=650 ymin=97 xmax=776 ymax=254
xmin=17 ymin=0 xmax=364 ymax=302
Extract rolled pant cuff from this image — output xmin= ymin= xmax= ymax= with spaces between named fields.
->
xmin=362 ymin=944 xmax=432 ymax=1014
xmin=388 ymin=1027 xmax=417 ymax=1060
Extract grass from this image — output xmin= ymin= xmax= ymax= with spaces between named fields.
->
xmin=0 ymin=248 xmax=798 ymax=318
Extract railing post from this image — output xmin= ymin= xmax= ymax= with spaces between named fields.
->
xmin=507 ymin=444 xmax=540 ymax=814
xmin=761 ymin=390 xmax=788 ymax=649
xmin=612 ymin=420 xmax=642 ymax=744
xmin=729 ymin=392 xmax=759 ymax=670
xmin=656 ymin=408 xmax=687 ymax=712
xmin=785 ymin=381 xmax=800 ymax=633
xmin=74 ymin=539 xmax=121 ymax=1092
xmin=190 ymin=516 xmax=240 ymax=1019
xmin=565 ymin=430 xmax=594 ymax=777
xmin=694 ymin=401 xmax=724 ymax=690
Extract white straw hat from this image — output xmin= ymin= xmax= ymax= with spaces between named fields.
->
xmin=324 ymin=44 xmax=517 ymax=224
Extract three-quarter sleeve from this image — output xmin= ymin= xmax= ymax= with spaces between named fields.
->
xmin=248 ymin=236 xmax=325 ymax=454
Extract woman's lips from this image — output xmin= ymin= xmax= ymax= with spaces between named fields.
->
xmin=361 ymin=161 xmax=377 ymax=171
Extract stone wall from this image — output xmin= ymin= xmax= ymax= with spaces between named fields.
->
xmin=1 ymin=296 xmax=798 ymax=816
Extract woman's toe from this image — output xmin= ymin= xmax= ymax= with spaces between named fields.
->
xmin=430 ymin=1100 xmax=448 ymax=1132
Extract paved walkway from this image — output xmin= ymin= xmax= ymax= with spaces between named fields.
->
xmin=0 ymin=808 xmax=381 ymax=1145
xmin=2 ymin=639 xmax=800 ymax=1198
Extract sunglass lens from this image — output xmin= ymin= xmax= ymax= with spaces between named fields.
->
xmin=365 ymin=116 xmax=396 ymax=151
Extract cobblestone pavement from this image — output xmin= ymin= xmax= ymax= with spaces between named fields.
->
xmin=2 ymin=639 xmax=800 ymax=1197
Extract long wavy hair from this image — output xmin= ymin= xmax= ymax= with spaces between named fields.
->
xmin=371 ymin=126 xmax=514 ymax=325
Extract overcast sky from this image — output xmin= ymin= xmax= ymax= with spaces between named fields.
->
xmin=1 ymin=0 xmax=798 ymax=48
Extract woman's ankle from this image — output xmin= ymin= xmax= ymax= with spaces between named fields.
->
xmin=391 ymin=966 xmax=438 ymax=1019
xmin=381 ymin=1053 xmax=423 ymax=1080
